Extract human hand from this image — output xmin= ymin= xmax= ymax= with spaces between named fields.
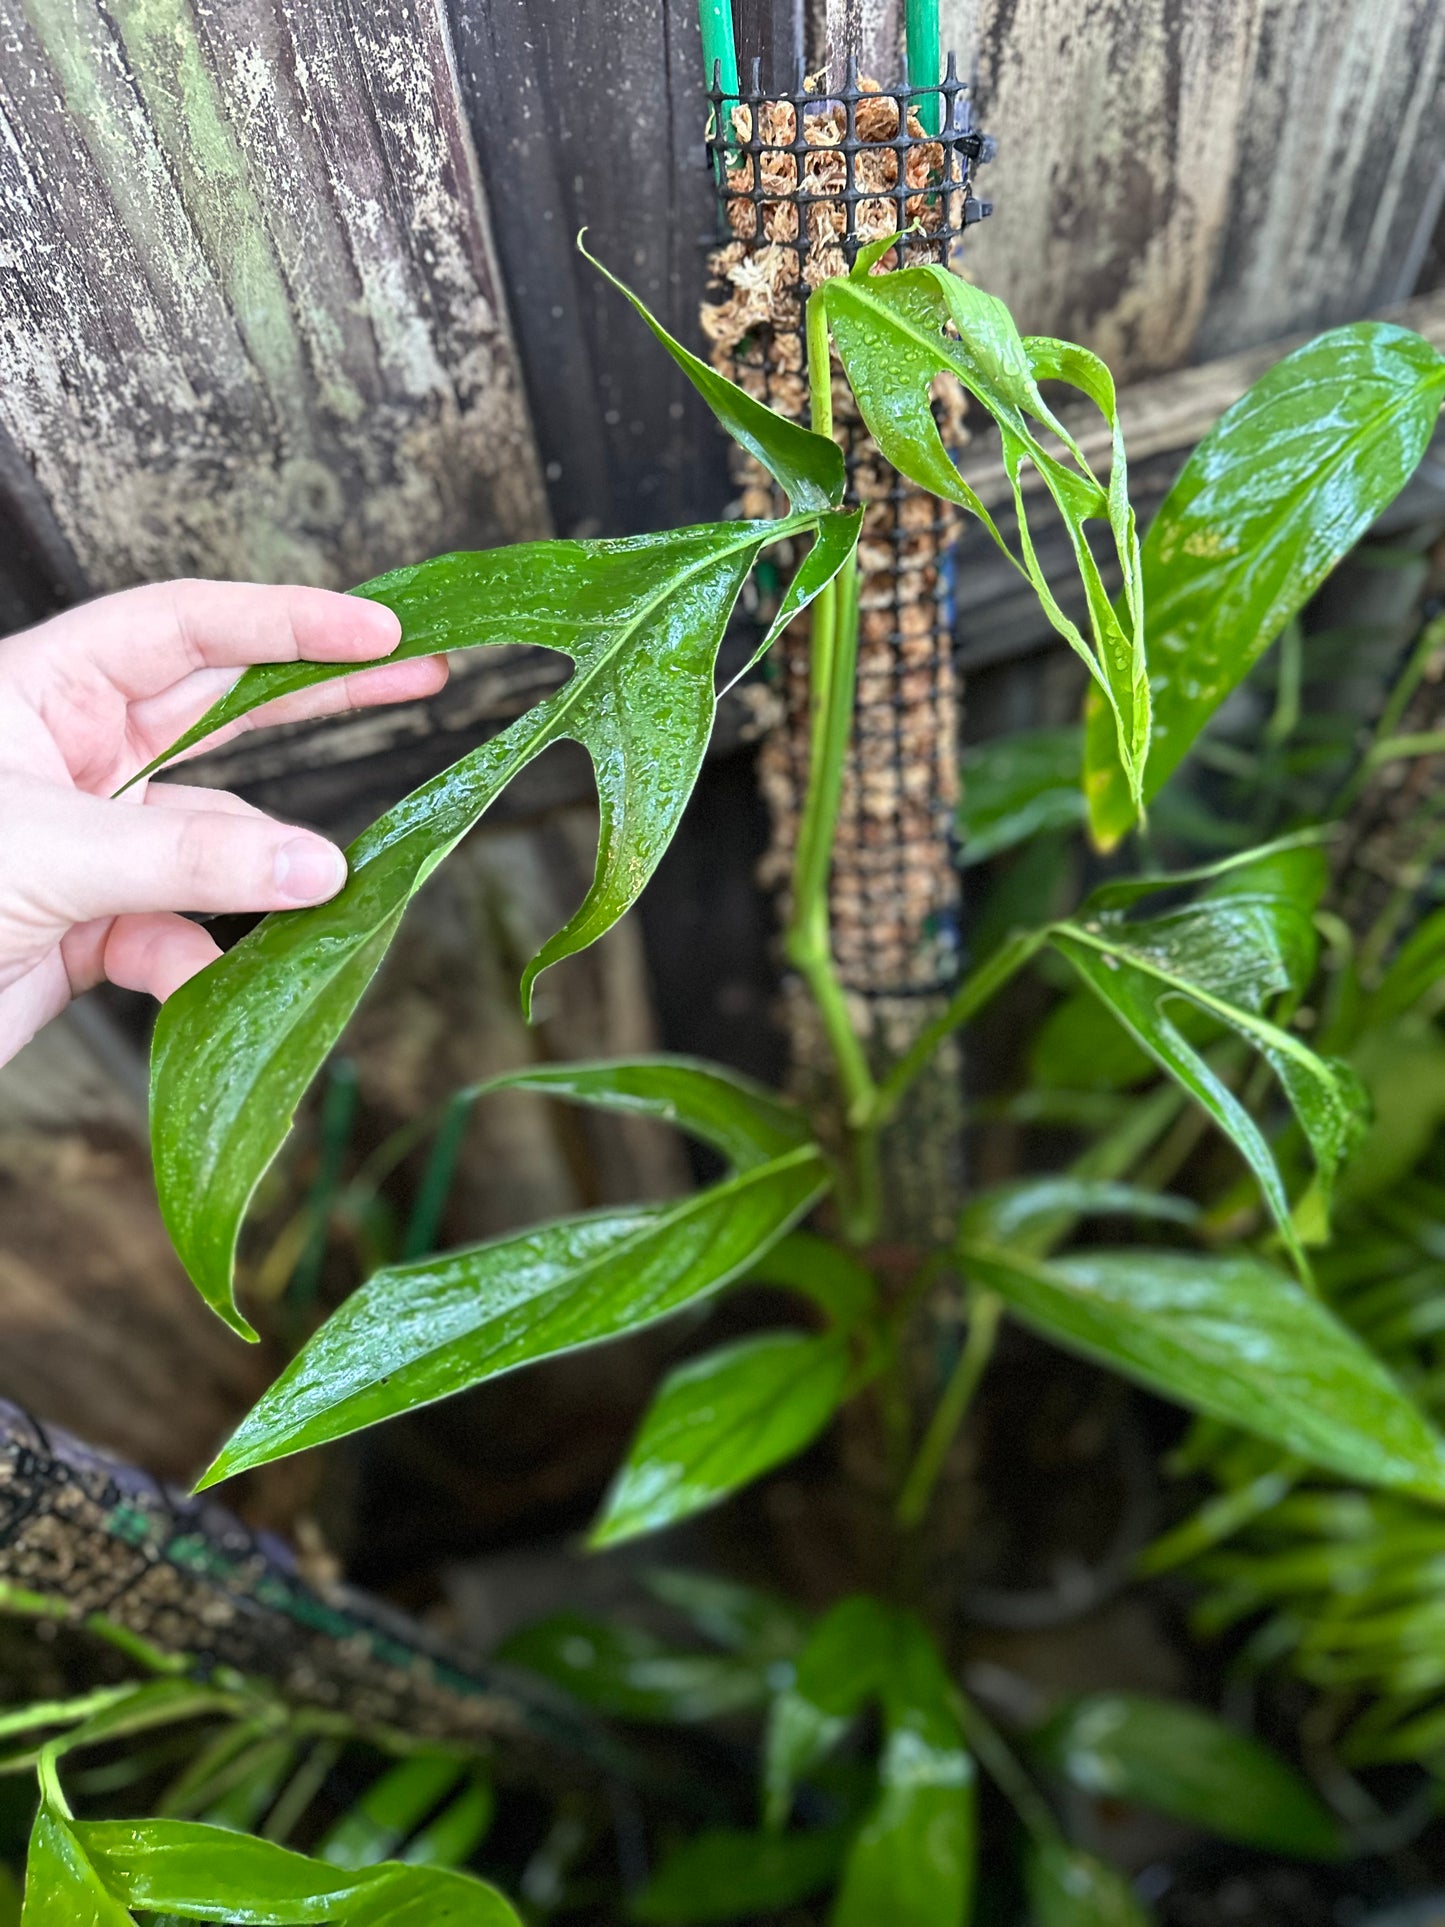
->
xmin=0 ymin=578 xmax=449 ymax=1068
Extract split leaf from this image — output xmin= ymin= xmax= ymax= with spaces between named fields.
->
xmin=822 ymin=263 xmax=1146 ymax=807
xmin=150 ymin=523 xmax=835 ymax=1337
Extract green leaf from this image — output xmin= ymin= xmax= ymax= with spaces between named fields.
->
xmin=957 ymin=728 xmax=1085 ymax=864
xmin=590 ymin=1331 xmax=850 ymax=1547
xmin=822 ymin=266 xmax=1147 ymax=806
xmin=958 ymin=1178 xmax=1198 ymax=1257
xmin=1023 ymin=1840 xmax=1151 ymax=1927
xmin=71 ymin=1819 xmax=521 ymax=1923
xmin=319 ymin=1756 xmax=473 ymax=1869
xmin=1035 ymin=1693 xmax=1341 ymax=1859
xmin=960 ymin=1243 xmax=1445 ymax=1498
xmin=1085 ymin=321 xmax=1445 ymax=845
xmin=21 ymin=1806 xmax=133 ymax=1927
xmin=745 ymin=1232 xmax=879 ymax=1329
xmin=1049 ymin=844 xmax=1361 ymax=1273
xmin=149 ymin=521 xmax=822 ymax=1336
xmin=201 ymin=1140 xmax=828 ymax=1482
xmin=762 ymin=1600 xmax=974 ymax=1927
xmin=401 ymin=1782 xmax=494 ymax=1870
xmin=1365 ymin=905 xmax=1445 ymax=1028
xmin=832 ymin=1617 xmax=975 ymax=1927
xmin=640 ymin=1569 xmax=811 ymax=1660
xmin=630 ymin=1827 xmax=847 ymax=1922
xmin=0 ymin=1863 xmax=19 ymax=1927
xmin=498 ymin=1614 xmax=771 ymax=1724
xmin=462 ymin=1058 xmax=814 ymax=1170
xmin=580 ymin=237 xmax=845 ymax=514
xmin=762 ymin=1596 xmax=895 ymax=1830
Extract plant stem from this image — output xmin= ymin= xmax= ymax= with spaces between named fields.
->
xmin=951 ymin=1691 xmax=1060 ymax=1846
xmin=788 ymin=293 xmax=880 ymax=1236
xmin=896 ymin=1290 xmax=1002 ymax=1528
xmin=873 ymin=926 xmax=1048 ymax=1127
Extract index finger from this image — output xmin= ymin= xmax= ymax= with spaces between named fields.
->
xmin=3 ymin=578 xmax=402 ymax=703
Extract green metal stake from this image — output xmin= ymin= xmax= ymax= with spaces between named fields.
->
xmin=906 ymin=0 xmax=941 ymax=134
xmin=698 ymin=0 xmax=741 ymax=175
xmin=698 ymin=0 xmax=740 ymax=99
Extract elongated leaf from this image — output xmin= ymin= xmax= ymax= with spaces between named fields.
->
xmin=957 ymin=728 xmax=1084 ymax=864
xmin=0 ymin=1864 xmax=18 ymax=1927
xmin=21 ymin=1806 xmax=133 ymax=1927
xmin=1051 ymin=921 xmax=1365 ymax=1273
xmin=1035 ymin=1693 xmax=1340 ymax=1859
xmin=959 ymin=1178 xmax=1198 ymax=1256
xmin=591 ymin=1331 xmax=850 ymax=1547
xmin=833 ymin=1616 xmax=975 ymax=1927
xmin=581 ymin=237 xmax=845 ymax=514
xmin=73 ymin=1817 xmax=520 ymax=1923
xmin=641 ymin=1569 xmax=811 ymax=1660
xmin=1023 ymin=1840 xmax=1151 ymax=1927
xmin=320 ymin=1756 xmax=473 ymax=1870
xmin=822 ymin=263 xmax=1147 ymax=805
xmin=1085 ymin=322 xmax=1445 ymax=845
xmin=202 ymin=1142 xmax=828 ymax=1482
xmin=960 ymin=1243 xmax=1445 ymax=1498
xmin=745 ymin=1232 xmax=878 ymax=1328
xmin=762 ymin=1599 xmax=974 ymax=1926
xmin=499 ymin=1614 xmax=771 ymax=1724
xmin=151 ymin=524 xmax=835 ymax=1335
xmin=461 ymin=1058 xmax=813 ymax=1170
xmin=630 ymin=1826 xmax=848 ymax=1923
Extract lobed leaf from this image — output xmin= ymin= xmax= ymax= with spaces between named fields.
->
xmin=821 ymin=262 xmax=1147 ymax=806
xmin=149 ymin=523 xmax=842 ymax=1336
xmin=1085 ymin=322 xmax=1445 ymax=845
xmin=590 ymin=1331 xmax=851 ymax=1547
xmin=961 ymin=1243 xmax=1445 ymax=1499
xmin=1035 ymin=1692 xmax=1340 ymax=1859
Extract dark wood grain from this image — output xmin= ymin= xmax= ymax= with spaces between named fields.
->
xmin=735 ymin=0 xmax=807 ymax=89
xmin=446 ymin=0 xmax=729 ymax=537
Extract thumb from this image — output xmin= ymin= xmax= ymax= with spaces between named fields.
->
xmin=18 ymin=784 xmax=349 ymax=925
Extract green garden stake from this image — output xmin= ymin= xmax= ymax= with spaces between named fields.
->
xmin=906 ymin=0 xmax=941 ymax=133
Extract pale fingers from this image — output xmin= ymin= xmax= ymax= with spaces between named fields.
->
xmin=126 ymin=652 xmax=450 ymax=768
xmin=4 ymin=780 xmax=349 ymax=927
xmin=102 ymin=912 xmax=223 ymax=1003
xmin=3 ymin=578 xmax=403 ymax=705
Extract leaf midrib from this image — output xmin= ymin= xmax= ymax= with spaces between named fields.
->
xmin=175 ymin=518 xmax=810 ymax=1280
xmin=218 ymin=1145 xmax=829 ymax=1475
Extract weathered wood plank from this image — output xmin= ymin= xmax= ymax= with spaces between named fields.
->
xmin=942 ymin=0 xmax=1445 ymax=379
xmin=736 ymin=0 xmax=807 ymax=89
xmin=0 ymin=0 xmax=548 ymax=595
xmin=812 ymin=0 xmax=903 ymax=81
xmin=446 ymin=0 xmax=726 ymax=536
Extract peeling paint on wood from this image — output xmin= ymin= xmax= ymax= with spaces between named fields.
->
xmin=942 ymin=0 xmax=1445 ymax=379
xmin=0 ymin=0 xmax=548 ymax=594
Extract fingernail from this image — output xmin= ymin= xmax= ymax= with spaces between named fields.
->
xmin=354 ymin=598 xmax=402 ymax=653
xmin=274 ymin=836 xmax=347 ymax=903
